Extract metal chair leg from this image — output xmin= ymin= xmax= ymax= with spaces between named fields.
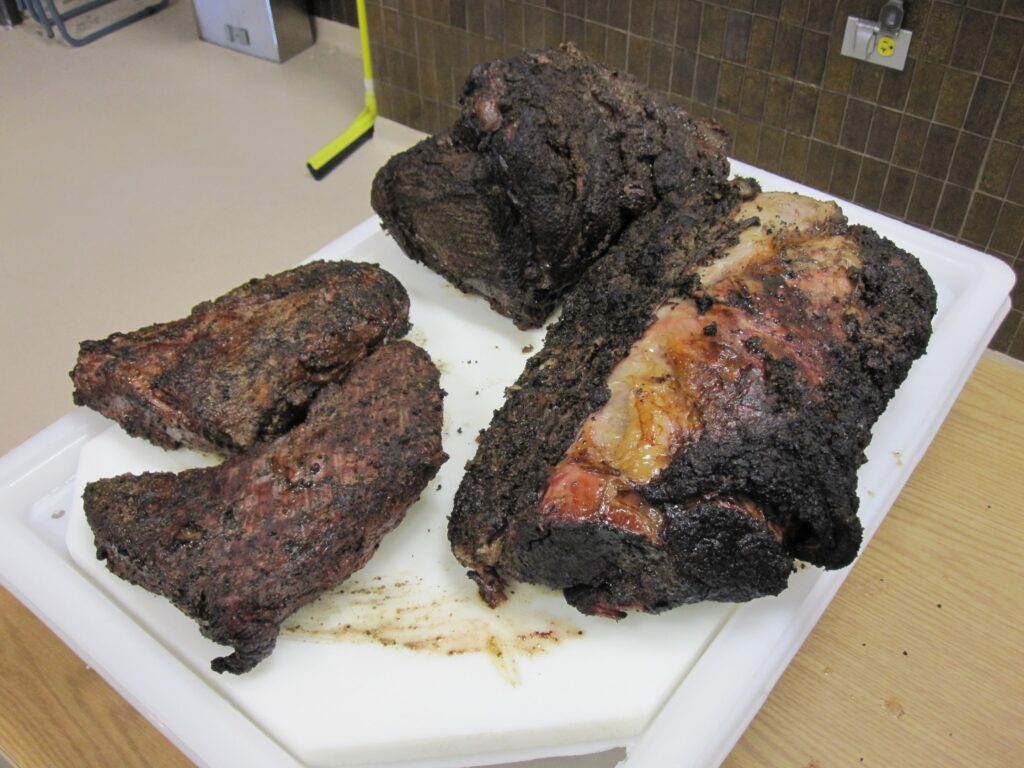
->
xmin=19 ymin=0 xmax=169 ymax=47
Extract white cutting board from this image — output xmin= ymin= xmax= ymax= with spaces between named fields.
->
xmin=33 ymin=161 xmax=1009 ymax=768
xmin=65 ymin=215 xmax=736 ymax=767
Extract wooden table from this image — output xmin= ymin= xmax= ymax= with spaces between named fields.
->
xmin=2 ymin=354 xmax=1022 ymax=767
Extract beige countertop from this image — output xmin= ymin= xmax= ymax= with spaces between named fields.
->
xmin=2 ymin=5 xmax=1022 ymax=767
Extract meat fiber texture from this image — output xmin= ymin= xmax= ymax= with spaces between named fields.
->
xmin=371 ymin=43 xmax=730 ymax=329
xmin=85 ymin=341 xmax=447 ymax=674
xmin=450 ymin=188 xmax=937 ymax=618
xmin=71 ymin=260 xmax=410 ymax=456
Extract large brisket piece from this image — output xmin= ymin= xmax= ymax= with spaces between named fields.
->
xmin=85 ymin=341 xmax=447 ymax=674
xmin=450 ymin=190 xmax=936 ymax=616
xmin=72 ymin=260 xmax=409 ymax=455
xmin=371 ymin=44 xmax=730 ymax=328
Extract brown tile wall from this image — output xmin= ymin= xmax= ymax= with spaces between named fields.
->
xmin=311 ymin=0 xmax=360 ymax=26
xmin=320 ymin=0 xmax=1024 ymax=360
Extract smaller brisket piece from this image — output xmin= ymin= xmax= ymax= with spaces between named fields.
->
xmin=84 ymin=341 xmax=447 ymax=674
xmin=371 ymin=43 xmax=730 ymax=328
xmin=71 ymin=260 xmax=410 ymax=455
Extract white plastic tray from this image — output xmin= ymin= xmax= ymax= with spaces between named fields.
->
xmin=0 ymin=162 xmax=1014 ymax=768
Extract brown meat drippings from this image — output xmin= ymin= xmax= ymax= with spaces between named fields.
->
xmin=282 ymin=576 xmax=583 ymax=685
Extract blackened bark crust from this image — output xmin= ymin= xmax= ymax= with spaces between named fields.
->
xmin=371 ymin=43 xmax=730 ymax=328
xmin=84 ymin=342 xmax=447 ymax=674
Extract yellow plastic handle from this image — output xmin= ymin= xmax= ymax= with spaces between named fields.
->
xmin=357 ymin=0 xmax=376 ymax=113
xmin=305 ymin=0 xmax=377 ymax=177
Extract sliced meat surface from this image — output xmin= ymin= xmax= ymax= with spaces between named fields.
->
xmin=85 ymin=341 xmax=447 ymax=674
xmin=72 ymin=260 xmax=410 ymax=455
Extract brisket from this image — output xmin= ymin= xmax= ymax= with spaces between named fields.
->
xmin=450 ymin=190 xmax=937 ymax=616
xmin=71 ymin=260 xmax=410 ymax=455
xmin=84 ymin=341 xmax=447 ymax=674
xmin=371 ymin=43 xmax=730 ymax=329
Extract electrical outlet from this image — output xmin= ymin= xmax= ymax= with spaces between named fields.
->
xmin=841 ymin=16 xmax=912 ymax=70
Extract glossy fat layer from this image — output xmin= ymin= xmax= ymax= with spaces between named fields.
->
xmin=540 ymin=193 xmax=862 ymax=536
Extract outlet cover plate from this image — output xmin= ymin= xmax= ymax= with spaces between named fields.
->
xmin=841 ymin=16 xmax=912 ymax=71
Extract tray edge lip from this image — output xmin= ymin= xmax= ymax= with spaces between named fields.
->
xmin=1 ymin=188 xmax=1016 ymax=768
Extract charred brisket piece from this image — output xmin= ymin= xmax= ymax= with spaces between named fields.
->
xmin=85 ymin=341 xmax=447 ymax=674
xmin=450 ymin=190 xmax=936 ymax=616
xmin=371 ymin=44 xmax=730 ymax=329
xmin=72 ymin=260 xmax=410 ymax=455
